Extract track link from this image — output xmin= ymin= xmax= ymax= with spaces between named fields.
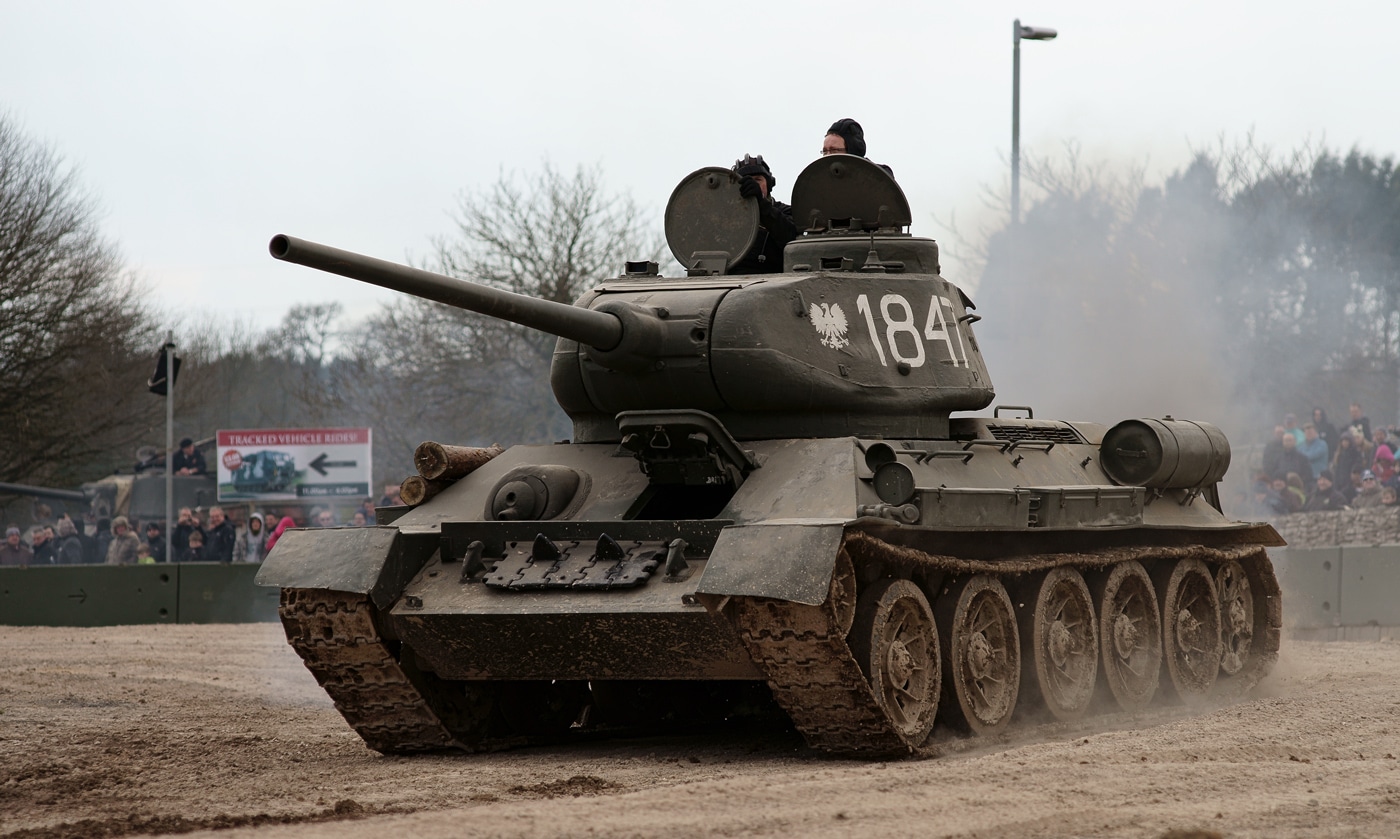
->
xmin=279 ymin=588 xmax=509 ymax=754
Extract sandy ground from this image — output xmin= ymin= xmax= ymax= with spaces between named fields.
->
xmin=3 ymin=624 xmax=1399 ymax=839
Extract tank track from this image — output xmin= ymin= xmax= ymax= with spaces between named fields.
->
xmin=722 ymin=551 xmax=912 ymax=756
xmin=721 ymin=532 xmax=1281 ymax=757
xmin=278 ymin=588 xmax=515 ymax=754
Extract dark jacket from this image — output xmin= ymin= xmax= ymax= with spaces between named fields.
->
xmin=1303 ymin=488 xmax=1349 ymax=512
xmin=32 ymin=540 xmax=57 ymax=565
xmin=732 ymin=199 xmax=798 ymax=275
xmin=205 ymin=520 xmax=236 ymax=563
xmin=78 ymin=530 xmax=99 ymax=564
xmin=1261 ymin=439 xmax=1284 ymax=480
xmin=172 ymin=448 xmax=207 ymax=474
xmin=146 ymin=536 xmax=167 ymax=564
xmin=55 ymin=534 xmax=85 ymax=565
xmin=174 ymin=522 xmax=203 ymax=556
xmin=1274 ymin=449 xmax=1313 ymax=484
xmin=1332 ymin=444 xmax=1363 ymax=489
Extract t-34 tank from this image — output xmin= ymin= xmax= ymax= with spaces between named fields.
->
xmin=257 ymin=156 xmax=1283 ymax=756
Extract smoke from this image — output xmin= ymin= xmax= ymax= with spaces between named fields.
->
xmin=968 ymin=138 xmax=1400 ymax=460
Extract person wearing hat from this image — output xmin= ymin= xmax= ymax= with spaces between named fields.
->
xmin=821 ymin=118 xmax=895 ymax=178
xmin=0 ymin=525 xmax=32 ymax=566
xmin=172 ymin=437 xmax=207 ymax=476
xmin=104 ymin=516 xmax=142 ymax=565
xmin=1304 ymin=469 xmax=1349 ymax=512
xmin=730 ymin=154 xmax=797 ymax=275
xmin=1352 ymin=470 xmax=1385 ymax=509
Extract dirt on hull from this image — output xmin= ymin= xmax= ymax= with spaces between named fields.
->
xmin=3 ymin=623 xmax=1399 ymax=839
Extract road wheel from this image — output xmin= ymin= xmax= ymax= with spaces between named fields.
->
xmin=849 ymin=578 xmax=940 ymax=745
xmin=937 ymin=575 xmax=1020 ymax=734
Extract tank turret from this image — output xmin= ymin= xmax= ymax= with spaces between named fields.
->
xmin=272 ymin=157 xmax=993 ymax=443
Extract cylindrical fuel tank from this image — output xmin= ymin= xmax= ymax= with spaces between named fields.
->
xmin=1099 ymin=418 xmax=1231 ymax=489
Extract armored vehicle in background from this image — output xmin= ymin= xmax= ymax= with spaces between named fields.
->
xmin=0 ymin=440 xmax=217 ymax=532
xmin=258 ymin=156 xmax=1283 ymax=756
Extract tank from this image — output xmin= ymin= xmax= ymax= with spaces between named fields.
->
xmin=0 ymin=441 xmax=218 ymax=532
xmin=257 ymin=156 xmax=1283 ymax=756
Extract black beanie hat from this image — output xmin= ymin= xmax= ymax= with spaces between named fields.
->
xmin=826 ymin=118 xmax=867 ymax=158
xmin=733 ymin=154 xmax=776 ymax=188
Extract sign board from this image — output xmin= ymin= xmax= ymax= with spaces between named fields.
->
xmin=216 ymin=428 xmax=372 ymax=502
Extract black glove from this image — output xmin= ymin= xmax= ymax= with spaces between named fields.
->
xmin=738 ymin=176 xmax=764 ymax=201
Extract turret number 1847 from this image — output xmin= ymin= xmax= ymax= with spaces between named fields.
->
xmin=854 ymin=293 xmax=970 ymax=369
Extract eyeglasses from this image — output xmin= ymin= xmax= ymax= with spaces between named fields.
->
xmin=820 ymin=146 xmax=843 ymax=156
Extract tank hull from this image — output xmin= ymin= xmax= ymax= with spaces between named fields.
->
xmin=261 ymin=424 xmax=1283 ymax=756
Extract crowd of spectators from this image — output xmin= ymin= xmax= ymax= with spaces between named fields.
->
xmin=0 ymin=498 xmax=383 ymax=567
xmin=1251 ymin=401 xmax=1400 ymax=516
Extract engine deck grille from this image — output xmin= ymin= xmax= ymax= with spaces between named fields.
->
xmin=985 ymin=423 xmax=1083 ymax=444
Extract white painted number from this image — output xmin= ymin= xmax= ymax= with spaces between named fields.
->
xmin=880 ymin=294 xmax=926 ymax=367
xmin=855 ymin=294 xmax=886 ymax=366
xmin=855 ymin=293 xmax=969 ymax=368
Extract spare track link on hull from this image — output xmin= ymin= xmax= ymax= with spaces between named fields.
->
xmin=721 ymin=535 xmax=1281 ymax=758
xmin=279 ymin=588 xmax=510 ymax=754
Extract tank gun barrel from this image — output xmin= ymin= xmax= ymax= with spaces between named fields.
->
xmin=269 ymin=235 xmax=624 ymax=351
xmin=0 ymin=481 xmax=88 ymax=503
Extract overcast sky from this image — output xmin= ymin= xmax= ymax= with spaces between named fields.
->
xmin=1 ymin=0 xmax=1394 ymax=331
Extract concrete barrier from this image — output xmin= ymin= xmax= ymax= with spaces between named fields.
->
xmin=1271 ymin=543 xmax=1400 ymax=630
xmin=0 ymin=563 xmax=278 ymax=626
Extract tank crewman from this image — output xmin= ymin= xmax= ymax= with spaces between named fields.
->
xmin=730 ymin=154 xmax=798 ymax=275
xmin=172 ymin=437 xmax=207 ymax=475
xmin=821 ymin=118 xmax=895 ymax=178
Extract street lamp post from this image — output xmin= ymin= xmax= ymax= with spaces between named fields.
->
xmin=1011 ymin=18 xmax=1057 ymax=227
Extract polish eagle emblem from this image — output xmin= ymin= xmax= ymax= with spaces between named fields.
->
xmin=809 ymin=302 xmax=849 ymax=349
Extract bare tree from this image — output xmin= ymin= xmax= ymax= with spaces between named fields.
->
xmin=323 ymin=163 xmax=666 ymax=482
xmin=0 ymin=115 xmax=157 ymax=487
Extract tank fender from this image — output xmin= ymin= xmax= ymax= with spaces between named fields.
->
xmin=694 ymin=520 xmax=846 ymax=606
xmin=254 ymin=526 xmax=439 ymax=610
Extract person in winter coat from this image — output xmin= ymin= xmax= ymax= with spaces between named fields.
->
xmin=234 ymin=513 xmax=269 ymax=563
xmin=1299 ymin=423 xmax=1329 ymax=478
xmin=266 ymin=516 xmax=296 ymax=551
xmin=0 ymin=526 xmax=32 ymax=566
xmin=1313 ymin=407 xmax=1339 ymax=456
xmin=1274 ymin=434 xmax=1313 ymax=484
xmin=173 ymin=507 xmax=203 ymax=557
xmin=29 ymin=526 xmax=56 ymax=564
xmin=1303 ymin=470 xmax=1349 ymax=512
xmin=729 ymin=154 xmax=798 ymax=275
xmin=204 ymin=506 xmax=237 ymax=563
xmin=145 ymin=522 xmax=167 ymax=563
xmin=54 ymin=518 xmax=85 ymax=564
xmin=178 ymin=529 xmax=206 ymax=562
xmin=104 ymin=516 xmax=142 ymax=565
xmin=1352 ymin=471 xmax=1385 ymax=509
xmin=1331 ymin=431 xmax=1363 ymax=489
